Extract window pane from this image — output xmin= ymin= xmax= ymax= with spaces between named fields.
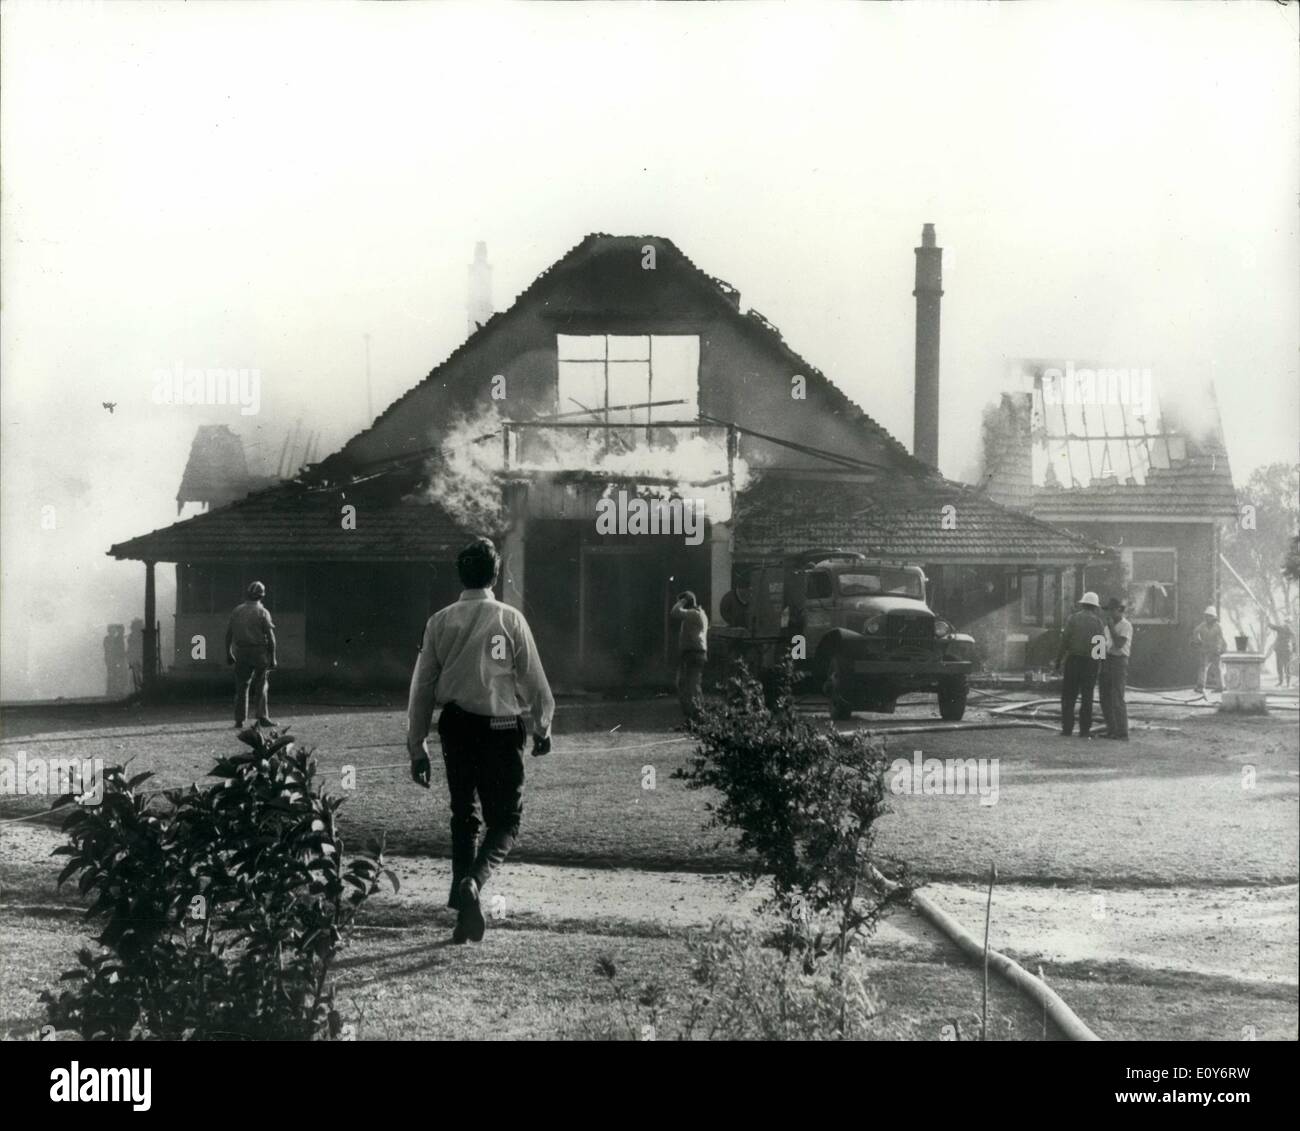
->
xmin=648 ymin=336 xmax=699 ymax=421
xmin=607 ymin=335 xmax=650 ymax=361
xmin=557 ymin=335 xmax=606 ymax=361
xmin=606 ymin=361 xmax=651 ymax=422
xmin=1127 ymin=580 xmax=1176 ymax=622
xmin=557 ymin=360 xmax=607 ymax=416
xmin=1131 ymin=550 xmax=1175 ymax=583
xmin=1042 ymin=571 xmax=1059 ymax=625
xmin=1020 ymin=572 xmax=1041 ymax=624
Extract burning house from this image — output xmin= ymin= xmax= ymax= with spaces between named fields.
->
xmin=981 ymin=366 xmax=1238 ymax=686
xmin=110 ymin=231 xmax=1104 ymax=693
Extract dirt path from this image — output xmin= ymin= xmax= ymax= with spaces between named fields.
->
xmin=929 ymin=881 xmax=1298 ymax=986
xmin=6 ymin=820 xmax=1294 ymax=993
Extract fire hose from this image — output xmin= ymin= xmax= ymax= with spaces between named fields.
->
xmin=869 ymin=864 xmax=1101 ymax=1042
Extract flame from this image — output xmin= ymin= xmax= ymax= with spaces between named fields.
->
xmin=422 ymin=404 xmax=749 ymax=529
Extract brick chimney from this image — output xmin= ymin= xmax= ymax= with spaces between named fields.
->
xmin=913 ymin=223 xmax=943 ymax=468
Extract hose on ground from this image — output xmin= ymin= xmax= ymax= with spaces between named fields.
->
xmin=856 ymin=721 xmax=1060 ymax=736
xmin=869 ymin=864 xmax=1101 ymax=1042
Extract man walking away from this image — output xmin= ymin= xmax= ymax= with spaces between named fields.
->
xmin=670 ymin=590 xmax=708 ymax=720
xmin=1055 ymin=591 xmax=1106 ymax=739
xmin=407 ymin=537 xmax=554 ymax=945
xmin=1192 ymin=606 xmax=1226 ymax=694
xmin=226 ymin=581 xmax=277 ymax=729
xmin=1099 ymin=597 xmax=1132 ymax=741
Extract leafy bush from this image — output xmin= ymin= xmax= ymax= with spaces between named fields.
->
xmin=42 ymin=727 xmax=396 ymax=1040
xmin=674 ymin=657 xmax=901 ymax=954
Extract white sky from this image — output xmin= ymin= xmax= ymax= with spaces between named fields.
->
xmin=2 ymin=0 xmax=1298 ymax=698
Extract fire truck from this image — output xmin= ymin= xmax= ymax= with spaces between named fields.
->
xmin=710 ymin=549 xmax=975 ymax=720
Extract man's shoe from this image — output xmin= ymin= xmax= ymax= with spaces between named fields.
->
xmin=451 ymin=922 xmax=469 ymax=945
xmin=1059 ymin=731 xmax=1073 ymax=737
xmin=457 ymin=878 xmax=486 ymax=943
xmin=256 ymin=716 xmax=277 ymax=728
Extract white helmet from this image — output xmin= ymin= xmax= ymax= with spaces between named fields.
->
xmin=1079 ymin=591 xmax=1100 ymax=607
xmin=1204 ymin=605 xmax=1217 ymax=617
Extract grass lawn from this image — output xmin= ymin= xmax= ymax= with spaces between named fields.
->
xmin=3 ymin=699 xmax=1296 ymax=884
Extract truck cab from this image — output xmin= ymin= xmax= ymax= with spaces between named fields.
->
xmin=712 ymin=549 xmax=976 ymax=720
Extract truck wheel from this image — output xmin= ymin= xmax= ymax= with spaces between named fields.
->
xmin=828 ymin=657 xmax=854 ymax=721
xmin=938 ymin=675 xmax=969 ymax=721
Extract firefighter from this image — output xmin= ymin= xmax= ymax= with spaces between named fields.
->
xmin=1264 ymin=622 xmax=1293 ymax=688
xmin=1192 ymin=606 xmax=1226 ymax=694
xmin=1054 ymin=591 xmax=1106 ymax=739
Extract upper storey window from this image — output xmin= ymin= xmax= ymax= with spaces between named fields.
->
xmin=556 ymin=335 xmax=699 ymax=425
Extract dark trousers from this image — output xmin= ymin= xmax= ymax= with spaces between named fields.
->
xmin=233 ymin=658 xmax=270 ymax=724
xmin=437 ymin=702 xmax=526 ymax=905
xmin=1060 ymin=654 xmax=1100 ymax=736
xmin=677 ymin=650 xmax=706 ymax=718
xmin=1100 ymin=655 xmax=1129 ymax=738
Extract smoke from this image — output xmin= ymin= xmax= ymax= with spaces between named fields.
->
xmin=422 ymin=405 xmax=751 ymax=530
xmin=423 ymin=404 xmax=510 ymax=535
xmin=0 ymin=404 xmax=188 ymax=702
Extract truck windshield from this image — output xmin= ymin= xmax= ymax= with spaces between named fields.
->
xmin=838 ymin=570 xmax=924 ymax=599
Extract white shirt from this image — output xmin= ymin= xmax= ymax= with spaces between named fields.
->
xmin=670 ymin=600 xmax=709 ymax=653
xmin=407 ymin=589 xmax=555 ymax=748
xmin=1106 ymin=616 xmax=1133 ymax=658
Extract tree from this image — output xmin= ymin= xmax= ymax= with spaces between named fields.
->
xmin=1285 ymin=535 xmax=1300 ymax=584
xmin=1221 ymin=462 xmax=1299 ymax=649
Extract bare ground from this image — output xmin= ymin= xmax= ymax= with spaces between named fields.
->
xmin=2 ymin=691 xmax=1296 ymax=1039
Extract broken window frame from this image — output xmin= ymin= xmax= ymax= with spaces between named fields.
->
xmin=1122 ymin=547 xmax=1178 ymax=624
xmin=556 ymin=333 xmax=700 ymax=428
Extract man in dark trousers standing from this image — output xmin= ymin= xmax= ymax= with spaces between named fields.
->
xmin=670 ymin=589 xmax=708 ymax=720
xmin=1099 ymin=597 xmax=1132 ymax=741
xmin=1055 ymin=591 xmax=1106 ymax=739
xmin=407 ymin=538 xmax=554 ymax=945
xmin=226 ymin=581 xmax=277 ymax=729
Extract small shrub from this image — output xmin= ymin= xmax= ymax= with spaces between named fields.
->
xmin=42 ymin=727 xmax=396 ymax=1040
xmin=674 ymin=657 xmax=903 ymax=954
